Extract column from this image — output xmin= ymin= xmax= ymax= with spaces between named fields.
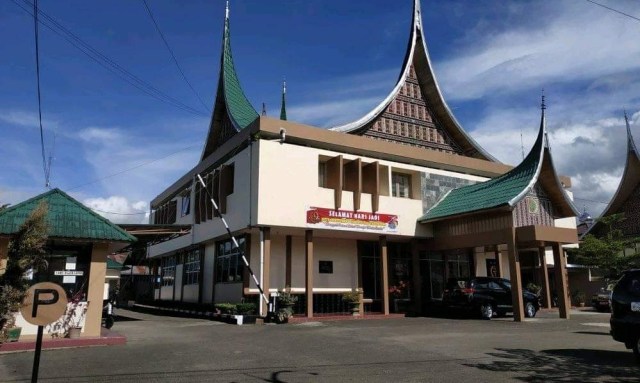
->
xmin=305 ymin=230 xmax=314 ymax=318
xmin=552 ymin=243 xmax=570 ymax=319
xmin=260 ymin=228 xmax=271 ymax=316
xmin=84 ymin=243 xmax=109 ymax=337
xmin=357 ymin=244 xmax=364 ymax=315
xmin=539 ymin=246 xmax=551 ymax=309
xmin=380 ymin=236 xmax=389 ymax=315
xmin=494 ymin=248 xmax=502 ymax=277
xmin=507 ymin=231 xmax=524 ymax=322
xmin=285 ymin=235 xmax=292 ymax=288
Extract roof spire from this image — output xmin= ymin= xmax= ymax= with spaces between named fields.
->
xmin=625 ymin=109 xmax=637 ymax=153
xmin=225 ymin=1 xmax=229 ymax=20
xmin=280 ymin=79 xmax=287 ymax=121
xmin=261 ymin=102 xmax=267 ymax=116
xmin=541 ymin=90 xmax=550 ymax=149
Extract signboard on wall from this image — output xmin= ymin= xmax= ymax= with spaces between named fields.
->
xmin=306 ymin=207 xmax=398 ymax=233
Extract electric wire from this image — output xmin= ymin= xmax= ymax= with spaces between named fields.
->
xmin=573 ymin=197 xmax=609 ymax=205
xmin=12 ymin=0 xmax=208 ymax=117
xmin=585 ymin=0 xmax=640 ymax=22
xmin=91 ymin=208 xmax=149 ymax=216
xmin=66 ymin=143 xmax=199 ymax=192
xmin=141 ymin=0 xmax=210 ymax=112
xmin=32 ymin=0 xmax=49 ymax=188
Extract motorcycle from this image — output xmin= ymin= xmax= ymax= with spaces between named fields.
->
xmin=102 ymin=299 xmax=115 ymax=329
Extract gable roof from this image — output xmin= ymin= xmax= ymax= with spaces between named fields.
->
xmin=420 ymin=102 xmax=577 ymax=223
xmin=330 ymin=0 xmax=494 ymax=161
xmin=200 ymin=2 xmax=259 ymax=160
xmin=586 ymin=112 xmax=640 ymax=235
xmin=0 ymin=188 xmax=136 ymax=243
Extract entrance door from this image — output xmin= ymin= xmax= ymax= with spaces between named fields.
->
xmin=359 ymin=241 xmax=381 ymax=301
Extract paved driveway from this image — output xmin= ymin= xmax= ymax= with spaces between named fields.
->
xmin=1 ymin=309 xmax=637 ymax=382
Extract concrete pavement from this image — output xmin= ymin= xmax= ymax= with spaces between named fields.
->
xmin=1 ymin=308 xmax=637 ymax=382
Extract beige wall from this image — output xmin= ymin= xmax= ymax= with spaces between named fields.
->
xmin=256 ymin=140 xmax=484 ymax=238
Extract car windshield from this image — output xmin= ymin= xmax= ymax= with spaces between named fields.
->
xmin=502 ymin=280 xmax=511 ymax=290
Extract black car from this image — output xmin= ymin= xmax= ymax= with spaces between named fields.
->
xmin=443 ymin=277 xmax=540 ymax=319
xmin=610 ymin=269 xmax=640 ymax=362
xmin=591 ymin=285 xmax=613 ymax=312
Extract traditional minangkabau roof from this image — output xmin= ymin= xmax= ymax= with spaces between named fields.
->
xmin=419 ymin=100 xmax=577 ymax=223
xmin=586 ymin=112 xmax=640 ymax=235
xmin=331 ymin=0 xmax=495 ymax=161
xmin=280 ymin=80 xmax=287 ymax=121
xmin=201 ymin=2 xmax=259 ymax=160
xmin=0 ymin=188 xmax=136 ymax=243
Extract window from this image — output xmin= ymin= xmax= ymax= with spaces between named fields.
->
xmin=392 ymin=172 xmax=411 ymax=198
xmin=181 ymin=195 xmax=190 ymax=217
xmin=318 ymin=161 xmax=327 ymax=187
xmin=183 ymin=249 xmax=201 ymax=285
xmin=161 ymin=256 xmax=176 ymax=287
xmin=215 ymin=237 xmax=245 ymax=283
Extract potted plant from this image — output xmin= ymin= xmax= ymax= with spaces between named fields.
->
xmin=572 ymin=290 xmax=586 ymax=307
xmin=342 ymin=289 xmax=362 ymax=316
xmin=275 ymin=288 xmax=298 ymax=323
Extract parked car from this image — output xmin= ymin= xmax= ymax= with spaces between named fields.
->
xmin=443 ymin=277 xmax=540 ymax=319
xmin=610 ymin=269 xmax=640 ymax=362
xmin=591 ymin=285 xmax=613 ymax=312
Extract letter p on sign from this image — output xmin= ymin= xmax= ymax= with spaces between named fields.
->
xmin=21 ymin=282 xmax=68 ymax=326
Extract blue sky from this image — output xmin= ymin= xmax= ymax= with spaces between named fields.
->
xmin=1 ymin=0 xmax=639 ymax=223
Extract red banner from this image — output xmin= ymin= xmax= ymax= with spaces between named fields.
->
xmin=306 ymin=207 xmax=398 ymax=233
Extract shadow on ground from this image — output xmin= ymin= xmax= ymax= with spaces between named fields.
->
xmin=465 ymin=348 xmax=639 ymax=382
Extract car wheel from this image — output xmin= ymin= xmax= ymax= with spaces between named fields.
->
xmin=633 ymin=337 xmax=640 ymax=363
xmin=480 ymin=303 xmax=493 ymax=320
xmin=525 ymin=302 xmax=537 ymax=318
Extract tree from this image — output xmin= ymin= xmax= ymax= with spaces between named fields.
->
xmin=0 ymin=201 xmax=49 ymax=342
xmin=570 ymin=213 xmax=640 ymax=279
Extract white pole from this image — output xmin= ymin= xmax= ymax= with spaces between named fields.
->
xmin=259 ymin=228 xmax=265 ymax=316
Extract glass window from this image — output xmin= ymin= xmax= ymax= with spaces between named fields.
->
xmin=318 ymin=161 xmax=327 ymax=187
xmin=161 ymin=256 xmax=176 ymax=287
xmin=215 ymin=237 xmax=245 ymax=283
xmin=183 ymin=249 xmax=200 ymax=285
xmin=392 ymin=172 xmax=411 ymax=198
xmin=181 ymin=195 xmax=190 ymax=217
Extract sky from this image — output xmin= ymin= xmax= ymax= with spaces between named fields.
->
xmin=1 ymin=0 xmax=639 ymax=224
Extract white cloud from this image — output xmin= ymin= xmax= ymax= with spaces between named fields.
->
xmin=83 ymin=195 xmax=149 ymax=224
xmin=437 ymin=2 xmax=640 ymax=101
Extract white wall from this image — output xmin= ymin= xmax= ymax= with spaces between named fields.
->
xmin=182 ymin=284 xmax=199 ymax=303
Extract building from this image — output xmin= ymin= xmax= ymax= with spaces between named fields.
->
xmin=147 ymin=0 xmax=578 ymax=321
xmin=0 ymin=189 xmax=135 ymax=338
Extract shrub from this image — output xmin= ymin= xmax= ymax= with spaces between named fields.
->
xmin=235 ymin=303 xmax=256 ymax=315
xmin=214 ymin=303 xmax=237 ymax=315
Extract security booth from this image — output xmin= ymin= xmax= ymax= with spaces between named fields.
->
xmin=0 ymin=189 xmax=135 ymax=338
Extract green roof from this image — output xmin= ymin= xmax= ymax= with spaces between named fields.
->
xmin=0 ymin=188 xmax=136 ymax=243
xmin=222 ymin=17 xmax=259 ymax=130
xmin=420 ymin=113 xmax=546 ymax=222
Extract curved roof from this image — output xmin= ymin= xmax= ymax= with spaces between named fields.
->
xmin=201 ymin=3 xmax=259 ymax=160
xmin=420 ymin=104 xmax=577 ymax=223
xmin=0 ymin=189 xmax=136 ymax=243
xmin=589 ymin=112 xmax=640 ymax=227
xmin=331 ymin=0 xmax=495 ymax=161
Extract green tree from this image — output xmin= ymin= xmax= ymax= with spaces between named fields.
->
xmin=0 ymin=201 xmax=49 ymax=342
xmin=570 ymin=213 xmax=640 ymax=279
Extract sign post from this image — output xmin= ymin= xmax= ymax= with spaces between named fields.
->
xmin=20 ymin=282 xmax=67 ymax=383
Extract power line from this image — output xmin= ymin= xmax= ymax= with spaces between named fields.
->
xmin=66 ymin=143 xmax=199 ymax=192
xmin=91 ymin=208 xmax=149 ymax=216
xmin=585 ymin=0 xmax=640 ymax=22
xmin=13 ymin=0 xmax=209 ymax=117
xmin=32 ymin=0 xmax=48 ymax=188
xmin=141 ymin=0 xmax=210 ymax=112
xmin=573 ymin=197 xmax=609 ymax=205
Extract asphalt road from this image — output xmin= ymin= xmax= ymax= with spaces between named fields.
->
xmin=1 ymin=308 xmax=638 ymax=382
